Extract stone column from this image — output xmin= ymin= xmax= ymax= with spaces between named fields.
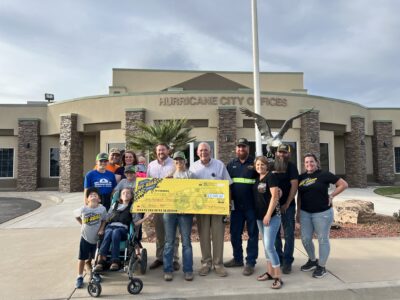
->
xmin=59 ymin=113 xmax=84 ymax=192
xmin=217 ymin=106 xmax=236 ymax=164
xmin=300 ymin=109 xmax=320 ymax=172
xmin=372 ymin=121 xmax=394 ymax=184
xmin=125 ymin=109 xmax=146 ymax=150
xmin=344 ymin=116 xmax=367 ymax=187
xmin=17 ymin=119 xmax=40 ymax=191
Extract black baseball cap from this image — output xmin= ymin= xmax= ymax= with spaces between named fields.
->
xmin=237 ymin=138 xmax=249 ymax=146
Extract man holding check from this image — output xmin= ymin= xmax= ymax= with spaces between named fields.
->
xmin=189 ymin=142 xmax=232 ymax=277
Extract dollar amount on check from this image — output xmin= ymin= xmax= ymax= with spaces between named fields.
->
xmin=132 ymin=178 xmax=230 ymax=215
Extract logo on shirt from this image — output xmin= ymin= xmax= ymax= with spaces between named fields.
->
xmin=299 ymin=177 xmax=317 ymax=187
xmin=83 ymin=213 xmax=101 ymax=225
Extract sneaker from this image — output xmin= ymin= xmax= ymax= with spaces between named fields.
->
xmin=75 ymin=276 xmax=84 ymax=289
xmin=198 ymin=264 xmax=211 ymax=276
xmin=214 ymin=265 xmax=228 ymax=277
xmin=301 ymin=259 xmax=318 ymax=272
xmin=164 ymin=272 xmax=173 ymax=281
xmin=184 ymin=272 xmax=194 ymax=281
xmin=242 ymin=264 xmax=254 ymax=276
xmin=312 ymin=265 xmax=327 ymax=278
xmin=173 ymin=261 xmax=181 ymax=271
xmin=224 ymin=258 xmax=244 ymax=268
xmin=93 ymin=263 xmax=104 ymax=272
xmin=282 ymin=264 xmax=292 ymax=274
xmin=110 ymin=262 xmax=119 ymax=271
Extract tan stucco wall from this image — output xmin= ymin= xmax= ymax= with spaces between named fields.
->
xmin=83 ymin=135 xmax=99 ymax=175
xmin=334 ymin=136 xmax=345 ymax=175
xmin=111 ymin=69 xmax=305 ymax=94
xmin=0 ymin=105 xmax=47 ymax=133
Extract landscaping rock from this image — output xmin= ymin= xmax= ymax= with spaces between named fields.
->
xmin=333 ymin=200 xmax=377 ymax=224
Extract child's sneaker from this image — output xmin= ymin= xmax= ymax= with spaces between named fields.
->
xmin=75 ymin=276 xmax=84 ymax=288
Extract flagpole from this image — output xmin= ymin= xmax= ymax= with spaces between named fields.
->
xmin=251 ymin=0 xmax=262 ymax=156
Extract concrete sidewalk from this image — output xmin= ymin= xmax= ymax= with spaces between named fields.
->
xmin=0 ymin=189 xmax=400 ymax=300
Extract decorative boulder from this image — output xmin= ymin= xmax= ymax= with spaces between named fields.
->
xmin=333 ymin=200 xmax=376 ymax=224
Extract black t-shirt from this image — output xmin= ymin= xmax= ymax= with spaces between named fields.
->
xmin=298 ymin=169 xmax=339 ymax=213
xmin=253 ymin=172 xmax=279 ymax=220
xmin=273 ymin=162 xmax=299 ymax=206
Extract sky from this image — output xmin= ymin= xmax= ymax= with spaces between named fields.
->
xmin=0 ymin=0 xmax=399 ymax=107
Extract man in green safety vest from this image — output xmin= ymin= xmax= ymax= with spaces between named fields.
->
xmin=224 ymin=138 xmax=259 ymax=276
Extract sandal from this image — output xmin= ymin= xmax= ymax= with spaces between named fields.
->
xmin=257 ymin=272 xmax=273 ymax=281
xmin=271 ymin=278 xmax=283 ymax=289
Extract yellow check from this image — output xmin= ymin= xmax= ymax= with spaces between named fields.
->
xmin=131 ymin=178 xmax=230 ymax=215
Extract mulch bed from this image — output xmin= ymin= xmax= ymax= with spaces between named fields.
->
xmin=141 ymin=214 xmax=400 ymax=242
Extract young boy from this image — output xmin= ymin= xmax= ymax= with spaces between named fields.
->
xmin=114 ymin=165 xmax=137 ymax=192
xmin=74 ymin=187 xmax=107 ymax=288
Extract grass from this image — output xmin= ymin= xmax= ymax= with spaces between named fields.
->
xmin=374 ymin=186 xmax=400 ymax=197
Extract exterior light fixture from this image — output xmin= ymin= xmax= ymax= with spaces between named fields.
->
xmin=45 ymin=93 xmax=54 ymax=103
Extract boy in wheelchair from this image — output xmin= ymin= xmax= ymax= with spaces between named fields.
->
xmin=94 ymin=187 xmax=152 ymax=271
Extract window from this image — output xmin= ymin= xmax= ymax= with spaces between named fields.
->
xmin=0 ymin=148 xmax=14 ymax=178
xmin=50 ymin=148 xmax=60 ymax=177
xmin=320 ymin=143 xmax=329 ymax=171
xmin=395 ymin=147 xmax=400 ymax=173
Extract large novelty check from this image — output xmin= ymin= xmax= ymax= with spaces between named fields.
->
xmin=131 ymin=178 xmax=230 ymax=215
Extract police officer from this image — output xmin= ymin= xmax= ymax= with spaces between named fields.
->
xmin=224 ymin=138 xmax=258 ymax=276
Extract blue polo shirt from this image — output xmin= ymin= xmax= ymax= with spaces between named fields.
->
xmin=226 ymin=156 xmax=257 ymax=210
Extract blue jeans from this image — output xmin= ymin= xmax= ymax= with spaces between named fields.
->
xmin=99 ymin=225 xmax=128 ymax=262
xmin=300 ymin=208 xmax=334 ymax=267
xmin=229 ymin=209 xmax=259 ymax=266
xmin=257 ymin=215 xmax=281 ymax=268
xmin=163 ymin=214 xmax=193 ymax=273
xmin=274 ymin=204 xmax=295 ymax=266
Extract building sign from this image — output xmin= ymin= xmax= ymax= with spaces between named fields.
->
xmin=159 ymin=96 xmax=287 ymax=107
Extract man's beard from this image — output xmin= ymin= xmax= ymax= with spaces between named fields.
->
xmin=237 ymin=152 xmax=248 ymax=160
xmin=274 ymin=156 xmax=289 ymax=172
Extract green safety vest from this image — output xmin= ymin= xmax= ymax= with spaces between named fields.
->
xmin=232 ymin=178 xmax=256 ymax=184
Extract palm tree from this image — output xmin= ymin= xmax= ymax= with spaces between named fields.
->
xmin=126 ymin=119 xmax=196 ymax=159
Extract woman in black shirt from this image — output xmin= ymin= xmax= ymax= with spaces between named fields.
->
xmin=253 ymin=156 xmax=283 ymax=289
xmin=296 ymin=153 xmax=348 ymax=278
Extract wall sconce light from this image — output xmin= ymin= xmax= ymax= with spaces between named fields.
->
xmin=25 ymin=143 xmax=30 ymax=149
xmin=360 ymin=140 xmax=365 ymax=146
xmin=225 ymin=135 xmax=232 ymax=143
xmin=383 ymin=141 xmax=388 ymax=148
xmin=61 ymin=140 xmax=68 ymax=146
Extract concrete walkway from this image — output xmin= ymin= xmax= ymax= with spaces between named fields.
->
xmin=0 ymin=189 xmax=399 ymax=300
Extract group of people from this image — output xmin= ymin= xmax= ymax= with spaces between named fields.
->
xmin=74 ymin=139 xmax=348 ymax=290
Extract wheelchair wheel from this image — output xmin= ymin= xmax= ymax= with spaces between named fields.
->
xmin=87 ymin=282 xmax=102 ymax=297
xmin=127 ymin=278 xmax=143 ymax=295
xmin=140 ymin=248 xmax=147 ymax=274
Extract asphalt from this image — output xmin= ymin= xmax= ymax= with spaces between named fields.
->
xmin=0 ymin=188 xmax=399 ymax=300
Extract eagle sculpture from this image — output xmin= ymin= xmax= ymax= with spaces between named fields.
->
xmin=239 ymin=107 xmax=314 ymax=151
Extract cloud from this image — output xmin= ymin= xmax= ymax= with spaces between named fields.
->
xmin=0 ymin=0 xmax=399 ymax=107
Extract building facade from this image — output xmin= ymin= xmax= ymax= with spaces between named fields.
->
xmin=1 ymin=69 xmax=399 ymax=191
